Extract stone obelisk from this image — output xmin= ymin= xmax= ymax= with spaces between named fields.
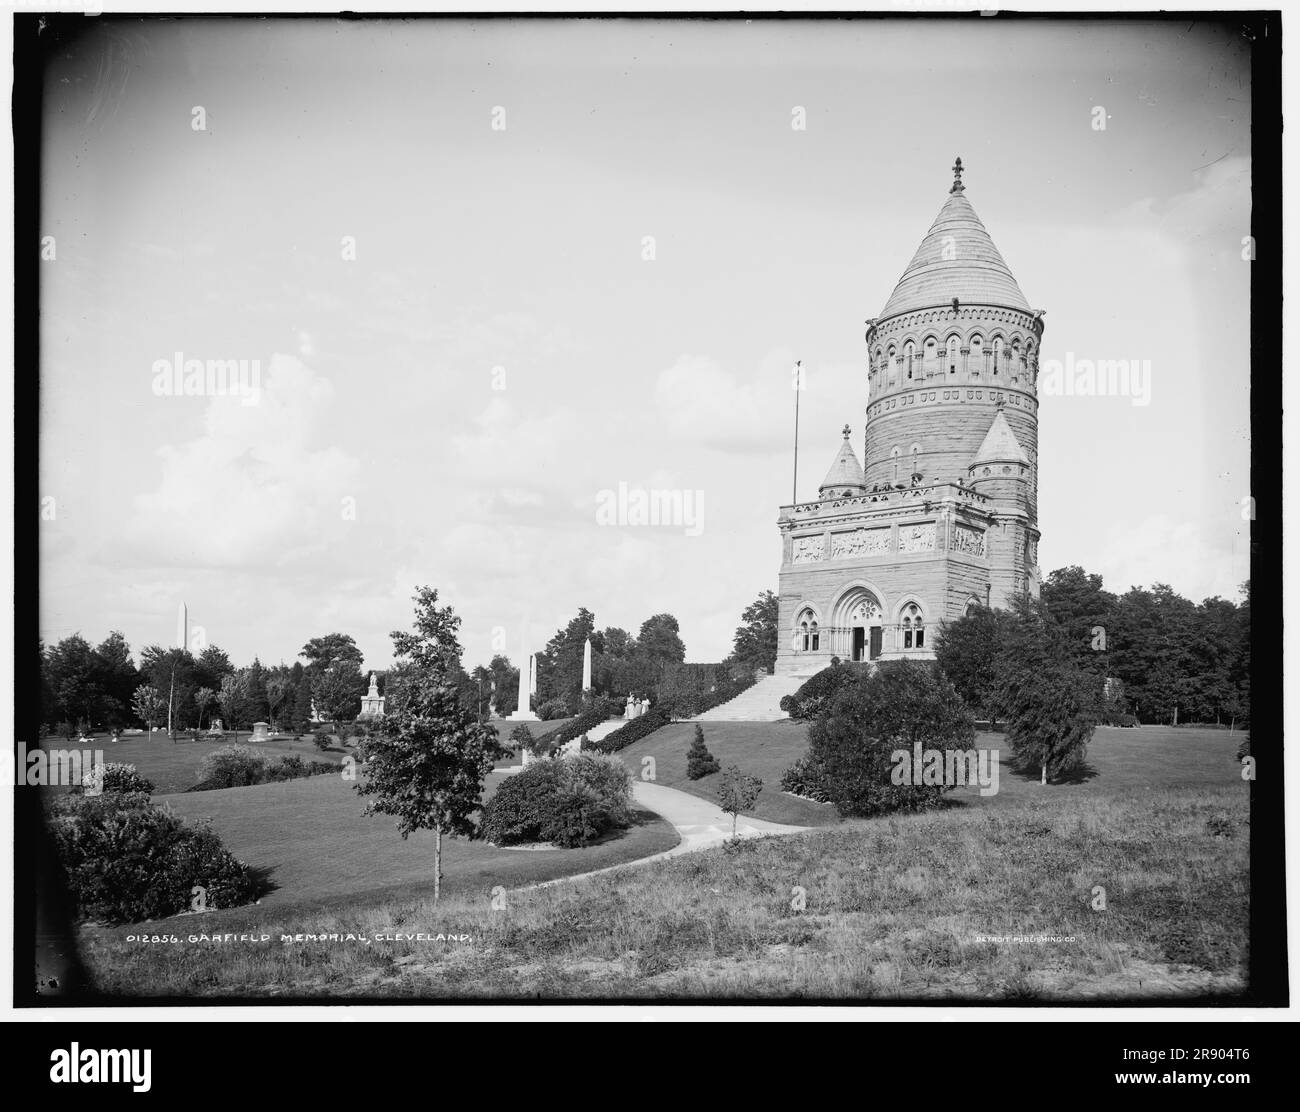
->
xmin=508 ymin=652 xmax=539 ymax=721
xmin=175 ymin=601 xmax=188 ymax=651
xmin=582 ymin=637 xmax=592 ymax=692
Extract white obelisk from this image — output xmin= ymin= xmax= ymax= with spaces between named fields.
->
xmin=508 ymin=649 xmax=539 ymax=720
xmin=175 ymin=602 xmax=188 ymax=651
xmin=582 ymin=637 xmax=592 ymax=692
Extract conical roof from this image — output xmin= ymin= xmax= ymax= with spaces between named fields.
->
xmin=819 ymin=427 xmax=866 ymax=495
xmin=879 ymin=162 xmax=1030 ymax=319
xmin=971 ymin=410 xmax=1029 ymax=467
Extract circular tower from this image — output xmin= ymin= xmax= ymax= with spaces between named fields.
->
xmin=862 ymin=158 xmax=1043 ymax=602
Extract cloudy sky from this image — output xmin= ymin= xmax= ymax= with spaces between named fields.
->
xmin=39 ymin=16 xmax=1252 ymax=670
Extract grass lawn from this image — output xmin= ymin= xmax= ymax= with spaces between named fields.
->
xmin=139 ymin=770 xmax=678 ymax=915
xmin=615 ymin=722 xmax=1246 ymax=824
xmin=37 ymin=732 xmax=353 ymax=795
xmin=75 ymin=781 xmax=1249 ymax=1000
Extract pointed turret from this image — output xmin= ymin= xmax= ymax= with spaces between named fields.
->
xmin=970 ymin=409 xmax=1029 ymax=469
xmin=819 ymin=424 xmax=866 ymax=498
xmin=879 ymin=157 xmax=1030 ymax=320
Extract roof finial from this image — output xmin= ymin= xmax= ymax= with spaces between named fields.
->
xmin=951 ymin=155 xmax=964 ymax=194
xmin=842 ymin=423 xmax=851 ymax=440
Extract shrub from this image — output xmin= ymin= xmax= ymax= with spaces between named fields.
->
xmin=478 ymin=752 xmax=632 ymax=848
xmin=686 ymin=725 xmax=720 ymax=780
xmin=779 ymin=753 xmax=830 ymax=802
xmin=313 ymin=730 xmax=332 ymax=751
xmin=537 ymin=698 xmax=570 ymax=722
xmin=809 ymin=660 xmax=975 ymax=818
xmin=46 ymin=791 xmax=260 ymax=923
xmin=781 ymin=662 xmax=860 ymax=720
xmin=83 ymin=762 xmax=155 ymax=796
xmin=264 ymin=753 xmax=305 ymax=781
xmin=587 ymin=705 xmax=672 ymax=753
xmin=196 ymin=745 xmax=266 ymax=789
xmin=509 ymin=723 xmax=536 ymax=752
xmin=1236 ymin=735 xmax=1251 ymax=761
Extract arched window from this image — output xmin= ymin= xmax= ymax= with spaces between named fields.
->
xmin=969 ymin=335 xmax=983 ymax=376
xmin=810 ymin=621 xmax=820 ymax=652
xmin=1012 ymin=339 xmax=1022 ymax=379
xmin=904 ymin=341 xmax=915 ymax=380
xmin=901 ymin=603 xmax=925 ymax=649
xmin=887 ymin=345 xmax=897 ymax=383
xmin=992 ymin=337 xmax=1002 ymax=376
xmin=799 ymin=620 xmax=810 ymax=652
xmin=891 ymin=446 xmax=901 ymax=485
xmin=924 ymin=337 xmax=938 ymax=377
xmin=910 ymin=444 xmax=920 ymax=483
xmin=947 ymin=336 xmax=960 ymax=375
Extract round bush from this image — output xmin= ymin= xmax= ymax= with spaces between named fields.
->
xmin=84 ymin=762 xmax=154 ymax=796
xmin=196 ymin=745 xmax=266 ymax=789
xmin=479 ymin=752 xmax=632 ymax=847
xmin=47 ymin=792 xmax=260 ymax=923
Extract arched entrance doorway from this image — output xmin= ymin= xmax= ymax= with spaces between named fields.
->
xmin=831 ymin=586 xmax=885 ymax=662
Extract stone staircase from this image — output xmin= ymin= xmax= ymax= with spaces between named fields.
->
xmin=692 ymin=674 xmax=805 ymax=722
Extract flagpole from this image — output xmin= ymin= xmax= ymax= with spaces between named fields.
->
xmin=792 ymin=359 xmax=801 ymax=504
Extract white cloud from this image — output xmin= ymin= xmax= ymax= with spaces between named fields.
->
xmin=128 ymin=354 xmax=361 ymax=568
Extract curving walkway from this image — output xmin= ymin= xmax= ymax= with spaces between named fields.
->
xmin=523 ymin=779 xmax=811 ymax=890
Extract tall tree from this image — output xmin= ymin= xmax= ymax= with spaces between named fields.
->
xmin=726 ymin=589 xmax=779 ymax=675
xmin=312 ymin=660 xmax=367 ymax=732
xmin=535 ymin=607 xmax=597 ymax=711
xmin=45 ymin=634 xmax=104 ymax=729
xmin=356 ymin=587 xmax=507 ymax=902
xmin=300 ymin=633 xmax=365 ymax=675
xmin=93 ymin=631 xmax=139 ymax=728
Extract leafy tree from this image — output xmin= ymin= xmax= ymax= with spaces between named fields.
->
xmin=1040 ymin=566 xmax=1117 ymax=669
xmin=93 ymin=631 xmax=139 ymax=728
xmin=716 ymin=766 xmax=763 ymax=836
xmin=218 ymin=672 xmax=253 ymax=732
xmin=300 ymin=633 xmax=364 ymax=676
xmin=686 ymin=725 xmax=721 ymax=780
xmin=486 ymin=654 xmax=519 ymax=717
xmin=193 ymin=687 xmax=217 ymax=731
xmin=312 ymin=661 xmax=367 ymax=732
xmin=131 ymin=684 xmax=165 ymax=733
xmin=195 ymin=645 xmax=235 ymax=691
xmin=535 ymin=607 xmax=597 ymax=711
xmin=290 ymin=679 xmax=315 ymax=733
xmin=46 ymin=634 xmax=104 ymax=729
xmin=356 ymin=587 xmax=507 ymax=902
xmin=727 ymin=589 xmax=779 ymax=675
xmin=265 ymin=674 xmax=290 ymax=731
xmin=808 ymin=660 xmax=975 ymax=818
xmin=138 ymin=646 xmax=199 ymax=737
xmin=991 ymin=596 xmax=1103 ymax=783
xmin=933 ymin=605 xmax=1020 ymax=723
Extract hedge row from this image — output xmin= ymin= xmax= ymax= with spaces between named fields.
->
xmin=586 ymin=705 xmax=673 ymax=753
xmin=531 ymin=697 xmax=622 ymax=753
xmin=188 ymin=745 xmax=338 ymax=791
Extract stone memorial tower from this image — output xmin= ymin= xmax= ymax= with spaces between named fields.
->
xmin=775 ymin=159 xmax=1044 ymax=678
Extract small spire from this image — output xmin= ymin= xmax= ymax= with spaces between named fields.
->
xmin=842 ymin=423 xmax=851 ymax=440
xmin=951 ymin=155 xmax=964 ymax=194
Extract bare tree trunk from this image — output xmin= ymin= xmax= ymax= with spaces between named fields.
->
xmin=433 ymin=824 xmax=442 ymax=904
xmin=1040 ymin=762 xmax=1047 ymax=785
